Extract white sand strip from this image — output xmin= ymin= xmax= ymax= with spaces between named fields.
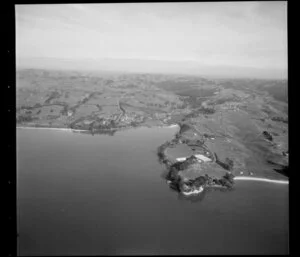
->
xmin=234 ymin=176 xmax=289 ymax=184
xmin=158 ymin=124 xmax=179 ymax=129
xmin=16 ymin=126 xmax=87 ymax=132
xmin=168 ymin=124 xmax=179 ymax=128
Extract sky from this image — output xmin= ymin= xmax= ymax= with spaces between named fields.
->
xmin=15 ymin=2 xmax=287 ymax=78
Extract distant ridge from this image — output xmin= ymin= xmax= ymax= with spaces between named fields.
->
xmin=16 ymin=57 xmax=287 ymax=80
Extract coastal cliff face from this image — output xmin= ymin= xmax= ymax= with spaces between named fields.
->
xmin=157 ymin=114 xmax=288 ymax=196
xmin=167 ymin=155 xmax=235 ymax=195
xmin=158 ymin=123 xmax=236 ymax=195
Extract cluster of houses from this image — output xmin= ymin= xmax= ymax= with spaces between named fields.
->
xmin=119 ymin=112 xmax=144 ymax=125
xmin=221 ymin=102 xmax=241 ymax=111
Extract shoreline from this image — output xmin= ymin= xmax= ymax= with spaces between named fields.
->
xmin=16 ymin=123 xmax=179 ymax=133
xmin=179 ymin=176 xmax=289 ymax=197
xmin=234 ymin=176 xmax=289 ymax=184
xmin=16 ymin=126 xmax=88 ymax=132
xmin=182 ymin=186 xmax=204 ymax=196
xmin=158 ymin=122 xmax=288 ymax=197
xmin=181 ymin=176 xmax=288 ymax=196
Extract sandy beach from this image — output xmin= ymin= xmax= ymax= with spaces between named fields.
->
xmin=16 ymin=126 xmax=88 ymax=132
xmin=234 ymin=176 xmax=289 ymax=184
xmin=16 ymin=124 xmax=179 ymax=133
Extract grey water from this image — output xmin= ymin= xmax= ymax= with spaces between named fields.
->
xmin=17 ymin=127 xmax=288 ymax=255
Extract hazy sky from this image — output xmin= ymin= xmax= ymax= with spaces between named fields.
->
xmin=16 ymin=2 xmax=287 ymax=77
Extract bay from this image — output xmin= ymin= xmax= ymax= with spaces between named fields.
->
xmin=17 ymin=127 xmax=288 ymax=255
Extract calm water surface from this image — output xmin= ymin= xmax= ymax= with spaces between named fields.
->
xmin=17 ymin=127 xmax=288 ymax=255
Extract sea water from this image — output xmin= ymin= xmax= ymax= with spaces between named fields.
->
xmin=17 ymin=127 xmax=288 ymax=255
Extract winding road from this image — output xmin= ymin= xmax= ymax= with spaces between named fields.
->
xmin=116 ymin=93 xmax=129 ymax=122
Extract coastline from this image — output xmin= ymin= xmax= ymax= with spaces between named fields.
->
xmin=158 ymin=122 xmax=289 ymax=197
xmin=16 ymin=123 xmax=179 ymax=133
xmin=234 ymin=176 xmax=289 ymax=184
xmin=181 ymin=176 xmax=289 ymax=197
xmin=16 ymin=126 xmax=88 ymax=132
xmin=182 ymin=186 xmax=204 ymax=196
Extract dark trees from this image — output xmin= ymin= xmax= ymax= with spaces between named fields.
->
xmin=262 ymin=131 xmax=273 ymax=141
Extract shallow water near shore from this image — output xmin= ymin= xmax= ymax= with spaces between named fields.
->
xmin=17 ymin=127 xmax=288 ymax=255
